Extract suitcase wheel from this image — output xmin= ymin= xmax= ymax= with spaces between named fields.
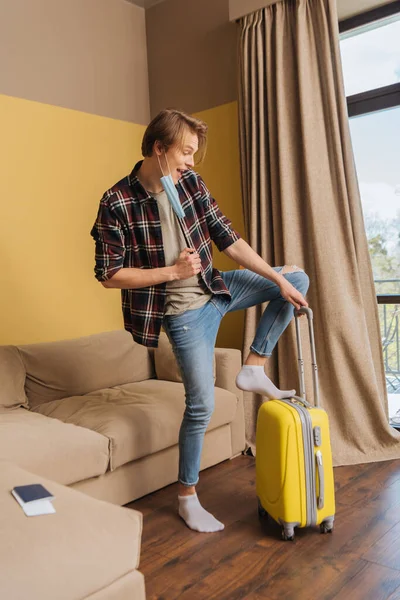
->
xmin=257 ymin=498 xmax=268 ymax=520
xmin=281 ymin=529 xmax=295 ymax=542
xmin=320 ymin=522 xmax=333 ymax=534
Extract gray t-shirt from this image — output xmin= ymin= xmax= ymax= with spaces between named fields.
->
xmin=153 ymin=190 xmax=212 ymax=316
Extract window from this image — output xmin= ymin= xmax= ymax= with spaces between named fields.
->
xmin=339 ymin=1 xmax=400 ymax=426
xmin=348 ymin=107 xmax=400 ymax=297
xmin=340 ymin=14 xmax=400 ymax=96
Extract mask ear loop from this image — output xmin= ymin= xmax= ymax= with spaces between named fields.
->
xmin=164 ymin=152 xmax=173 ymax=175
xmin=156 ymin=153 xmax=166 ymax=178
xmin=156 ymin=145 xmax=173 ymax=177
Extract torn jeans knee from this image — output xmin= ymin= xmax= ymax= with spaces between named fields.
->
xmin=281 ymin=264 xmax=304 ymax=274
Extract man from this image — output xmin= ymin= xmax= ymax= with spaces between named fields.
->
xmin=91 ymin=108 xmax=309 ymax=533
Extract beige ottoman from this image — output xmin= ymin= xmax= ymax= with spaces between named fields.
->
xmin=0 ymin=461 xmax=145 ymax=600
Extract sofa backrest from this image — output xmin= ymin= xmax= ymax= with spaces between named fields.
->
xmin=18 ymin=330 xmax=155 ymax=409
xmin=0 ymin=346 xmax=29 ymax=410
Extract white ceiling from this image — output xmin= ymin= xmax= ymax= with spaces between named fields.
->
xmin=125 ymin=0 xmax=167 ymax=8
xmin=129 ymin=0 xmax=392 ymax=17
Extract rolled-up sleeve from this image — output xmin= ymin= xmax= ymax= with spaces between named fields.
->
xmin=198 ymin=175 xmax=241 ymax=252
xmin=90 ymin=197 xmax=125 ymax=282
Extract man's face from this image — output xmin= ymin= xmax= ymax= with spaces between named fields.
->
xmin=163 ymin=131 xmax=199 ymax=185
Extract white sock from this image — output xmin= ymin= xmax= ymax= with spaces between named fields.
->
xmin=235 ymin=365 xmax=295 ymax=399
xmin=178 ymin=493 xmax=225 ymax=533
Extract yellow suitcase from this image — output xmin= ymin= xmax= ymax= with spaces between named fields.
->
xmin=256 ymin=307 xmax=335 ymax=541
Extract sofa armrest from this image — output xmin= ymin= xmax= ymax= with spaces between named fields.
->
xmin=214 ymin=347 xmax=243 ymax=401
xmin=214 ymin=348 xmax=245 ymax=456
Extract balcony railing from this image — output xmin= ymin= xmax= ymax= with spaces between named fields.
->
xmin=376 ymin=280 xmax=400 ymax=394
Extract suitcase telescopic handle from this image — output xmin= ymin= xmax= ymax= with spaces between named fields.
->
xmin=294 ymin=307 xmax=320 ymax=408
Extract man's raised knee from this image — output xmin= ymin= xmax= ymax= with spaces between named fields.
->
xmin=282 ymin=265 xmax=309 ymax=294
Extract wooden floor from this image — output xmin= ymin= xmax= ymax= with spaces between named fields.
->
xmin=129 ymin=455 xmax=400 ymax=600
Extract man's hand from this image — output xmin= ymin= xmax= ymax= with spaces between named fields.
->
xmin=279 ymin=279 xmax=308 ymax=312
xmin=173 ymin=248 xmax=202 ymax=280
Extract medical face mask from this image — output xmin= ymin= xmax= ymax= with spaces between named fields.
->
xmin=157 ymin=153 xmax=185 ymax=218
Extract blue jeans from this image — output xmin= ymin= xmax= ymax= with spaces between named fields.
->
xmin=163 ymin=267 xmax=309 ymax=486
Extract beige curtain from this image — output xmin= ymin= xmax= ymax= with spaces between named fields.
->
xmin=237 ymin=0 xmax=400 ymax=466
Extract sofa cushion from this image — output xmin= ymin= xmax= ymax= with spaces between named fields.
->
xmin=154 ymin=330 xmax=216 ymax=383
xmin=19 ymin=329 xmax=155 ymax=409
xmin=34 ymin=380 xmax=239 ymax=471
xmin=0 ymin=408 xmax=109 ymax=485
xmin=0 ymin=346 xmax=29 ymax=410
xmin=0 ymin=461 xmax=143 ymax=600
xmin=87 ymin=571 xmax=145 ymax=600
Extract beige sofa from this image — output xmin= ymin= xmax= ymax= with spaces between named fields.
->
xmin=0 ymin=329 xmax=245 ymax=599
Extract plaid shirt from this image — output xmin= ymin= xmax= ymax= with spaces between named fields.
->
xmin=90 ymin=160 xmax=241 ymax=347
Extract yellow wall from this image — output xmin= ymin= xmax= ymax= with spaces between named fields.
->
xmin=1 ymin=95 xmax=245 ymax=351
xmin=0 ymin=93 xmax=144 ymax=345
xmin=194 ymin=101 xmax=246 ymax=351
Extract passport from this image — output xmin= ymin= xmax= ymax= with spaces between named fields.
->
xmin=12 ymin=484 xmax=54 ymax=504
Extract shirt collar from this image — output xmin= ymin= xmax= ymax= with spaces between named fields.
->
xmin=128 ymin=160 xmax=153 ymax=202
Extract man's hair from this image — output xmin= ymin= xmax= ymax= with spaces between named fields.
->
xmin=141 ymin=108 xmax=208 ymax=164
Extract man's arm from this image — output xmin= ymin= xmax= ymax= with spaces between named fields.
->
xmin=101 ymin=266 xmax=177 ymax=289
xmin=224 ymin=238 xmax=308 ymax=310
xmin=224 ymin=238 xmax=284 ymax=285
xmin=197 ymin=175 xmax=241 ymax=251
xmin=103 ymin=248 xmax=201 ymax=289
